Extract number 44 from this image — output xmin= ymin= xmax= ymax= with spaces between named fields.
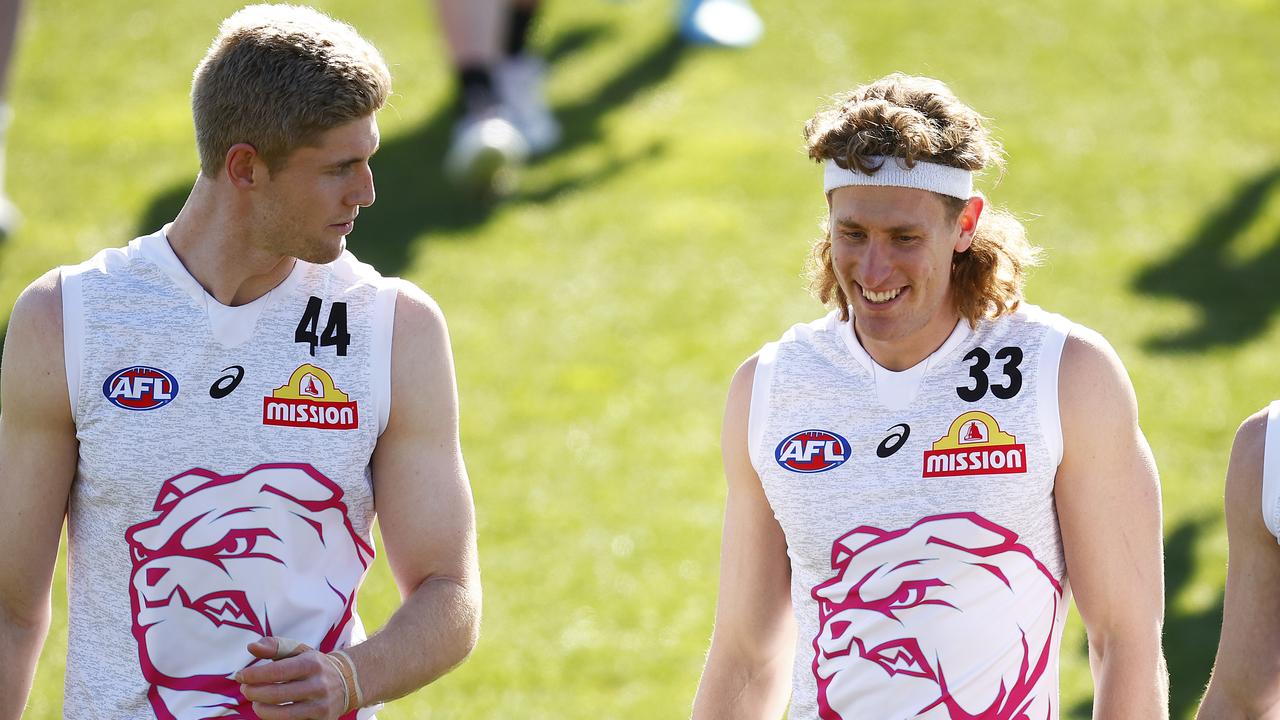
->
xmin=295 ymin=296 xmax=351 ymax=357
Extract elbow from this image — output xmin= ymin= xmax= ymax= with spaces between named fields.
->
xmin=0 ymin=594 xmax=52 ymax=635
xmin=422 ymin=573 xmax=482 ymax=671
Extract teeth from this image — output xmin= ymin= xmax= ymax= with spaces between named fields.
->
xmin=861 ymin=287 xmax=902 ymax=303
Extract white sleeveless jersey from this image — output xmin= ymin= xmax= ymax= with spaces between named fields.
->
xmin=59 ymin=226 xmax=396 ymax=719
xmin=749 ymin=305 xmax=1075 ymax=720
xmin=1261 ymin=401 xmax=1280 ymax=540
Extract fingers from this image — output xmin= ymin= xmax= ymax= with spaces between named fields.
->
xmin=237 ymin=652 xmax=314 ymax=685
xmin=247 ymin=636 xmax=312 ymax=661
xmin=237 ymin=643 xmax=348 ymax=719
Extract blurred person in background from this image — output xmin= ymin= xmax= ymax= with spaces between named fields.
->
xmin=692 ymin=73 xmax=1167 ymax=720
xmin=435 ymin=0 xmax=559 ymax=194
xmin=1195 ymin=404 xmax=1280 ymax=719
xmin=0 ymin=0 xmax=22 ymax=236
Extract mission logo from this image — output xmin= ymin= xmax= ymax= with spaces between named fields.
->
xmin=262 ymin=364 xmax=358 ymax=430
xmin=775 ymin=429 xmax=851 ymax=473
xmin=922 ymin=411 xmax=1027 ymax=478
xmin=103 ymin=366 xmax=179 ymax=411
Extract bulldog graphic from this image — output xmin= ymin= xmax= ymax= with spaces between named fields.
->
xmin=812 ymin=512 xmax=1062 ymax=720
xmin=125 ymin=463 xmax=374 ymax=719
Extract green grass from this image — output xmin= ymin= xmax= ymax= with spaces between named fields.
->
xmin=4 ymin=0 xmax=1280 ymax=717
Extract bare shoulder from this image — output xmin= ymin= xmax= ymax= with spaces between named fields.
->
xmin=1059 ymin=324 xmax=1129 ymax=384
xmin=1058 ymin=324 xmax=1137 ymax=419
xmin=4 ymin=268 xmax=65 ymax=375
xmin=728 ymin=354 xmax=760 ymax=402
xmin=1224 ymin=407 xmax=1269 ymax=531
xmin=10 ymin=268 xmax=64 ymax=334
xmin=2 ymin=268 xmax=70 ymax=423
xmin=390 ymin=279 xmax=446 ymax=339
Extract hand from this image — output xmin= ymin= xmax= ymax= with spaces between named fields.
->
xmin=236 ymin=636 xmax=351 ymax=720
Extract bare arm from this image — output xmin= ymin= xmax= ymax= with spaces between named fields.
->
xmin=239 ymin=283 xmax=480 ymax=718
xmin=692 ymin=356 xmax=795 ymax=720
xmin=1056 ymin=329 xmax=1168 ymax=720
xmin=350 ymin=283 xmax=481 ymax=700
xmin=1196 ymin=410 xmax=1280 ymax=720
xmin=0 ymin=269 xmax=79 ymax=720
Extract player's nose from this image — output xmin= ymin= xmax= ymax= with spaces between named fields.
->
xmin=347 ymin=164 xmax=375 ymax=208
xmin=859 ymin=240 xmax=894 ymax=287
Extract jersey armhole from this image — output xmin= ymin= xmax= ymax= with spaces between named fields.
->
xmin=1262 ymin=401 xmax=1280 ymax=540
xmin=1037 ymin=316 xmax=1072 ymax=470
xmin=748 ymin=342 xmax=778 ymax=475
xmin=60 ymin=265 xmax=84 ymax=420
xmin=371 ymin=283 xmax=398 ymax=437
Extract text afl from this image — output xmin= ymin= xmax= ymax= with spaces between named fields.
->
xmin=775 ymin=429 xmax=851 ymax=473
xmin=103 ymin=366 xmax=179 ymax=411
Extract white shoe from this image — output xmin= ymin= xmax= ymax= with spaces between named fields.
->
xmin=443 ymin=111 xmax=530 ymax=195
xmin=679 ymin=0 xmax=764 ymax=48
xmin=494 ymin=54 xmax=561 ymax=156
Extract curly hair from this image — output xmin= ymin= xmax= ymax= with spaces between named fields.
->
xmin=192 ymin=4 xmax=391 ymax=177
xmin=802 ymin=73 xmax=1041 ymax=326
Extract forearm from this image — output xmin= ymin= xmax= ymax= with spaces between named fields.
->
xmin=692 ymin=647 xmax=791 ymax=720
xmin=342 ymin=574 xmax=481 ymax=706
xmin=1089 ymin=634 xmax=1169 ymax=720
xmin=0 ymin=602 xmax=51 ymax=720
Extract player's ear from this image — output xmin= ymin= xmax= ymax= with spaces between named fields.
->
xmin=225 ymin=143 xmax=263 ymax=189
xmin=954 ymin=195 xmax=984 ymax=253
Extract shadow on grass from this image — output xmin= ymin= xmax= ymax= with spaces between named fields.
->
xmin=1065 ymin=514 xmax=1220 ymax=720
xmin=1133 ymin=165 xmax=1280 ymax=352
xmin=137 ymin=23 xmax=684 ymax=277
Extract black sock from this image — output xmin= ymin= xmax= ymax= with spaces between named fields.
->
xmin=458 ymin=66 xmax=496 ymax=115
xmin=506 ymin=6 xmax=536 ymax=58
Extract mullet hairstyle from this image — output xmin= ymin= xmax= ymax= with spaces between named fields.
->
xmin=803 ymin=73 xmax=1041 ymax=326
xmin=191 ymin=4 xmax=391 ymax=177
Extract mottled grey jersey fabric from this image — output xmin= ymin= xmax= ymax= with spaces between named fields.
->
xmin=59 ymin=227 xmax=396 ymax=718
xmin=749 ymin=306 xmax=1074 ymax=720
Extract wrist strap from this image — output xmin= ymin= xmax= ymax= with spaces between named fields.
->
xmin=329 ymin=649 xmax=365 ymax=712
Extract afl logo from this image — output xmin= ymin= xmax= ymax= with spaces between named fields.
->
xmin=103 ymin=366 xmax=179 ymax=411
xmin=775 ymin=429 xmax=851 ymax=473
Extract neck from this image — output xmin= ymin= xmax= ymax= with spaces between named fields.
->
xmin=167 ymin=177 xmax=295 ymax=307
xmin=855 ymin=309 xmax=963 ymax=371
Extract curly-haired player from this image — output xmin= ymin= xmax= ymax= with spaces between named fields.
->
xmin=692 ymin=74 xmax=1167 ymax=720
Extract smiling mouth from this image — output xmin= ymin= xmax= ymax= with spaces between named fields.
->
xmin=859 ymin=284 xmax=906 ymax=305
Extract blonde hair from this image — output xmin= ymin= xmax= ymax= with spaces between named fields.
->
xmin=803 ymin=73 xmax=1041 ymax=325
xmin=192 ymin=4 xmax=391 ymax=176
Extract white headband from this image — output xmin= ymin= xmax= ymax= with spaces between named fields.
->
xmin=824 ymin=156 xmax=974 ymax=200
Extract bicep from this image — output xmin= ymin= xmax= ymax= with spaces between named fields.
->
xmin=369 ymin=285 xmax=476 ymax=598
xmin=1055 ymin=331 xmax=1163 ymax=639
xmin=0 ymin=271 xmax=78 ymax=616
xmin=708 ymin=357 xmax=794 ymax=662
xmin=1206 ymin=413 xmax=1280 ymax=713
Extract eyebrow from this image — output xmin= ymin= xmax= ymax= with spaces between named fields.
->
xmin=325 ymin=143 xmax=381 ymax=171
xmin=834 ymin=218 xmax=926 ymax=235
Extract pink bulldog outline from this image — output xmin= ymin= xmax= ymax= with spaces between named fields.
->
xmin=125 ymin=463 xmax=374 ymax=719
xmin=811 ymin=512 xmax=1063 ymax=720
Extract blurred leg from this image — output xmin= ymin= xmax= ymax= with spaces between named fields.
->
xmin=434 ymin=0 xmax=529 ymax=194
xmin=494 ymin=0 xmax=560 ymax=155
xmin=0 ymin=0 xmax=22 ymax=236
xmin=0 ymin=0 xmax=20 ymax=99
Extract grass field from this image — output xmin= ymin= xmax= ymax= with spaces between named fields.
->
xmin=3 ymin=0 xmax=1280 ymax=717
